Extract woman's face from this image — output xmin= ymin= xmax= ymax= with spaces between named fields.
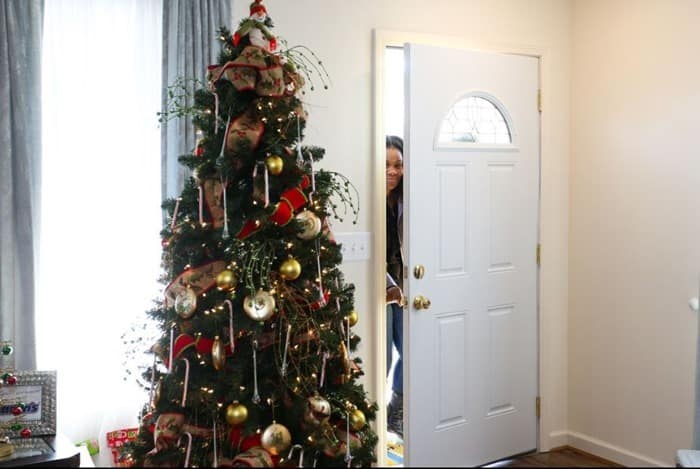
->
xmin=386 ymin=146 xmax=404 ymax=194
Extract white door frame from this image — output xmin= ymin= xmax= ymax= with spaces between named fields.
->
xmin=372 ymin=29 xmax=551 ymax=467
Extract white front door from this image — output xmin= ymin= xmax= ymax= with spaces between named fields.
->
xmin=404 ymin=43 xmax=539 ymax=467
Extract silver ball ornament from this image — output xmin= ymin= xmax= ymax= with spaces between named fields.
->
xmin=295 ymin=210 xmax=322 ymax=240
xmin=304 ymin=395 xmax=331 ymax=427
xmin=174 ymin=287 xmax=197 ymax=319
xmin=261 ymin=422 xmax=291 ymax=455
xmin=242 ymin=290 xmax=276 ymax=321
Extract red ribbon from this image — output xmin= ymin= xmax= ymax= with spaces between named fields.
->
xmin=195 ymin=335 xmax=235 ymax=357
xmin=165 ymin=334 xmax=195 ymax=368
xmin=269 ymin=200 xmax=292 ymax=226
xmin=236 ymin=175 xmax=311 ymax=239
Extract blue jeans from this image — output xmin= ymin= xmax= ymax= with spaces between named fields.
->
xmin=386 ymin=303 xmax=403 ymax=394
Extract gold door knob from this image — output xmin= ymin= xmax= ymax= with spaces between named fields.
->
xmin=413 ymin=295 xmax=431 ymax=310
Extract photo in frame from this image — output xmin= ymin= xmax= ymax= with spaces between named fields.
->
xmin=0 ymin=371 xmax=56 ymax=438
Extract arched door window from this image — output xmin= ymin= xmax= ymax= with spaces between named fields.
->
xmin=437 ymin=93 xmax=512 ymax=145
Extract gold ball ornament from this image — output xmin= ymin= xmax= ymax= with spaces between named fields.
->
xmin=216 ymin=269 xmax=238 ymax=291
xmin=295 ymin=210 xmax=322 ymax=240
xmin=265 ymin=155 xmax=284 ymax=175
xmin=243 ymin=290 xmax=276 ymax=321
xmin=347 ymin=310 xmax=359 ymax=327
xmin=225 ymin=402 xmax=248 ymax=426
xmin=304 ymin=395 xmax=331 ymax=427
xmin=261 ymin=422 xmax=291 ymax=456
xmin=279 ymin=258 xmax=301 ymax=281
xmin=349 ymin=408 xmax=366 ymax=431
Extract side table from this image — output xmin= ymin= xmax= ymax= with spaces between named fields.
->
xmin=0 ymin=433 xmax=80 ymax=467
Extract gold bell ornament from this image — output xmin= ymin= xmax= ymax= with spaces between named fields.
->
xmin=212 ymin=336 xmax=226 ymax=371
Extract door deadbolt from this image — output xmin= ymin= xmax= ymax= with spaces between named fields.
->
xmin=413 ymin=264 xmax=425 ymax=279
xmin=413 ymin=295 xmax=431 ymax=310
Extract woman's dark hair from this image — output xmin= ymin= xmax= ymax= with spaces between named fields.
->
xmin=386 ymin=135 xmax=403 ymax=155
xmin=386 ymin=135 xmax=404 ymax=201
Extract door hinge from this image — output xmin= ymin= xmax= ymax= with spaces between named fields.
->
xmin=536 ymin=244 xmax=541 ymax=266
xmin=536 ymin=396 xmax=541 ymax=418
xmin=537 ymin=89 xmax=542 ymax=113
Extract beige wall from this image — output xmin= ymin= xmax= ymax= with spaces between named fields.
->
xmin=570 ymin=0 xmax=700 ymax=466
xmin=234 ymin=0 xmax=573 ymax=454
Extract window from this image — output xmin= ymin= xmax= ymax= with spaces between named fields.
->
xmin=437 ymin=94 xmax=512 ymax=145
xmin=38 ymin=0 xmax=163 ymax=446
xmin=384 ymin=46 xmax=405 ymax=139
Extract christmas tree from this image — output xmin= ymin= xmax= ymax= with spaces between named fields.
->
xmin=124 ymin=1 xmax=378 ymax=467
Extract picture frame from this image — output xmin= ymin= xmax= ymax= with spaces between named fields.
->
xmin=0 ymin=371 xmax=56 ymax=438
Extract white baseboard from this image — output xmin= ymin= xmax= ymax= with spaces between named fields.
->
xmin=546 ymin=430 xmax=569 ymax=450
xmin=548 ymin=430 xmax=672 ymax=467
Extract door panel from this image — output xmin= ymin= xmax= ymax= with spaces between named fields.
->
xmin=437 ymin=164 xmax=469 ymax=274
xmin=404 ymin=43 xmax=539 ymax=467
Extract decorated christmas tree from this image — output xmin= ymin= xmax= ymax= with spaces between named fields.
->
xmin=124 ymin=1 xmax=378 ymax=467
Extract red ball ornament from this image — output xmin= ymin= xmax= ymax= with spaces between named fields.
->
xmin=161 ymin=238 xmax=170 ymax=248
xmin=7 ymin=375 xmax=17 ymax=385
xmin=194 ymin=146 xmax=204 ymax=157
xmin=20 ymin=428 xmax=31 ymax=438
xmin=12 ymin=406 xmax=23 ymax=416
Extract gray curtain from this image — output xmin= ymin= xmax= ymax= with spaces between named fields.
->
xmin=0 ymin=0 xmax=44 ymax=370
xmin=161 ymin=0 xmax=232 ymax=202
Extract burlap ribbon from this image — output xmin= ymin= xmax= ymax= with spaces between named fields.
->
xmin=322 ymin=424 xmax=361 ymax=458
xmin=224 ymin=109 xmax=265 ymax=157
xmin=202 ymin=179 xmax=226 ymax=228
xmin=208 ymin=46 xmax=286 ymax=97
xmin=164 ymin=260 xmax=227 ymax=308
xmin=231 ymin=446 xmax=274 ymax=467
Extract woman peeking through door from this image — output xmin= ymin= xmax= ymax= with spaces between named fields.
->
xmin=386 ymin=135 xmax=405 ymax=439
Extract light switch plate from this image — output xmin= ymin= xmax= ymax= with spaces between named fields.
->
xmin=334 ymin=232 xmax=371 ymax=262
